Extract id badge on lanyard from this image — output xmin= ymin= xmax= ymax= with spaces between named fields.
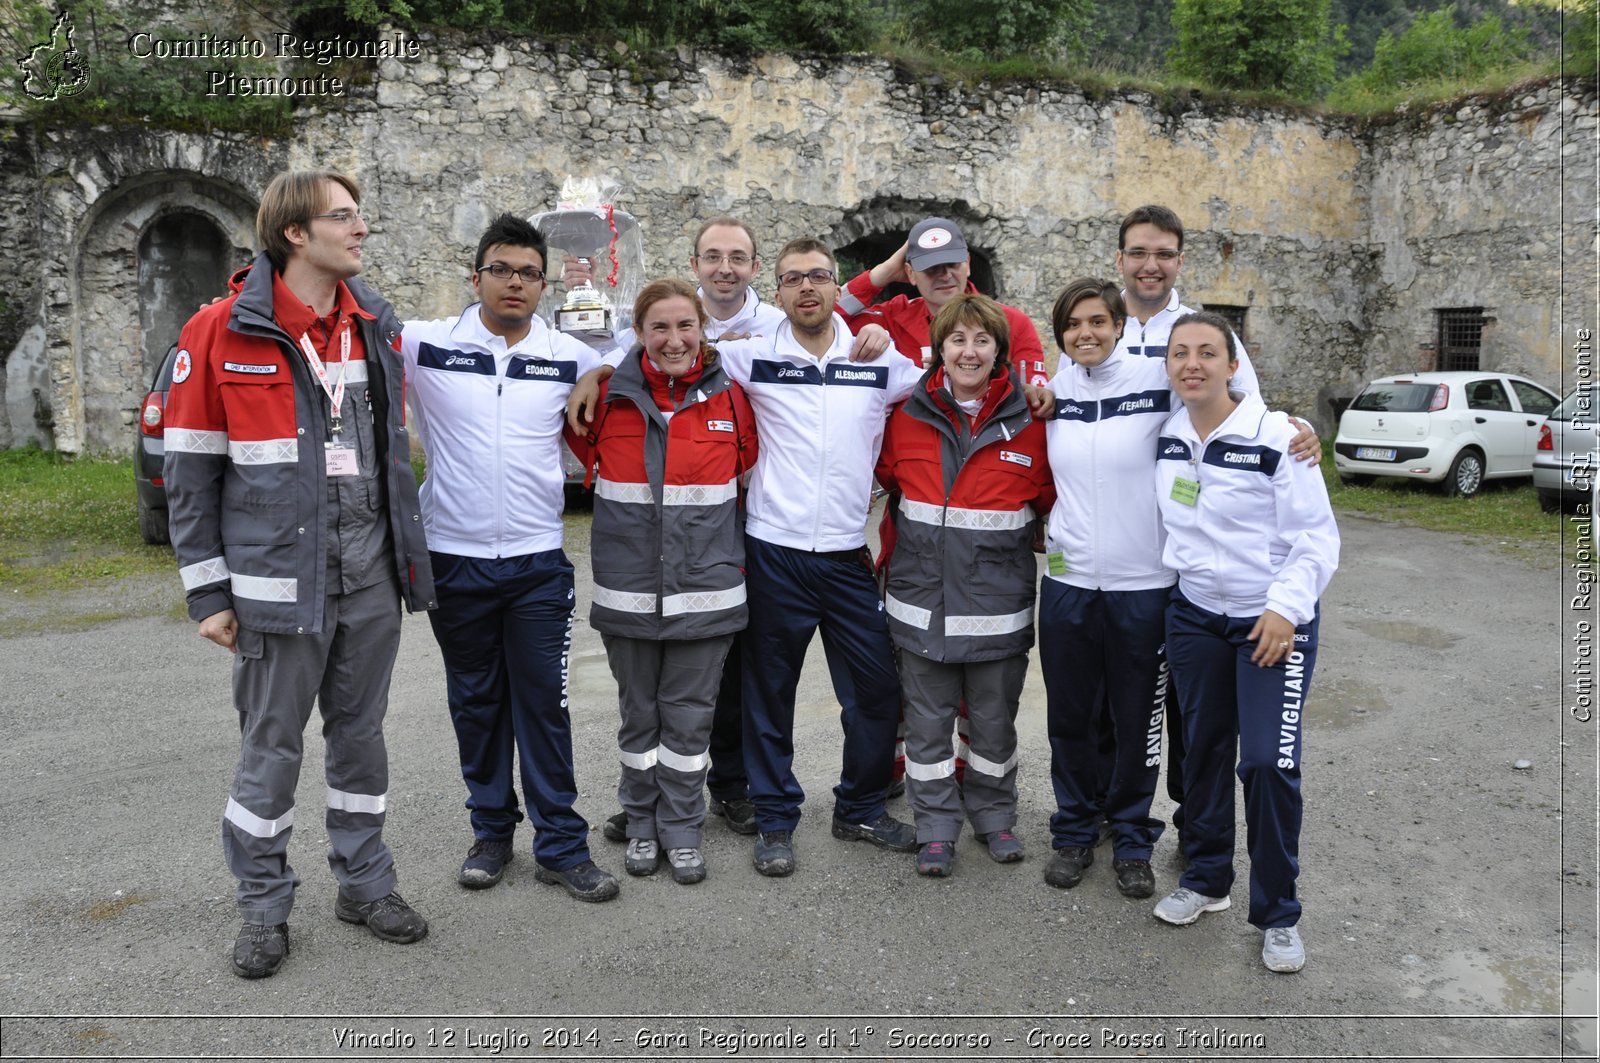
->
xmin=298 ymin=325 xmax=358 ymax=477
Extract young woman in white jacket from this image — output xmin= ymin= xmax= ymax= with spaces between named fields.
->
xmin=1150 ymin=311 xmax=1340 ymax=975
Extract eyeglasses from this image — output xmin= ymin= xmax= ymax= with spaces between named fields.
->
xmin=477 ymin=263 xmax=547 ymax=283
xmin=311 ymin=209 xmax=365 ymax=227
xmin=696 ymin=252 xmax=753 ymax=267
xmin=777 ymin=269 xmax=836 ymax=288
xmin=1121 ymin=248 xmax=1181 ymax=263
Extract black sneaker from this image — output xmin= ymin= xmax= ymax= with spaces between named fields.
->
xmin=335 ymin=890 xmax=429 ymax=943
xmin=709 ymin=796 xmax=758 ymax=835
xmin=886 ymin=776 xmax=907 ymax=800
xmin=601 ymin=812 xmax=628 ymax=843
xmin=753 ymin=830 xmax=795 ymax=877
xmin=1043 ymin=846 xmax=1094 ymax=889
xmin=231 ymin=922 xmax=288 ymax=978
xmin=830 ymin=812 xmax=917 ymax=852
xmin=1114 ymin=857 xmax=1156 ymax=898
xmin=458 ymin=839 xmax=513 ymax=889
xmin=534 ymin=859 xmax=620 ymax=903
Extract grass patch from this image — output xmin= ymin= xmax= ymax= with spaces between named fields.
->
xmin=1322 ymin=60 xmax=1561 ymax=117
xmin=0 ymin=447 xmax=173 ymax=594
xmin=1320 ymin=443 xmax=1562 ymax=564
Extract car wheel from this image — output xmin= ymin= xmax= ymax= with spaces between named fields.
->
xmin=1538 ymin=490 xmax=1562 ymax=514
xmin=138 ymin=496 xmax=170 ymax=546
xmin=1338 ymin=473 xmax=1374 ymax=487
xmin=563 ymin=485 xmax=594 ymax=511
xmin=1444 ymin=449 xmax=1484 ymax=498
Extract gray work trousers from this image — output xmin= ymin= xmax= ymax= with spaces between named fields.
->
xmin=898 ymin=651 xmax=1029 ymax=843
xmin=602 ymin=634 xmax=733 ymax=850
xmin=224 ymin=576 xmax=402 ymax=924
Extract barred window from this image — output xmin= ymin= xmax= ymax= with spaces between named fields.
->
xmin=1204 ymin=303 xmax=1248 ymax=343
xmin=1437 ymin=308 xmax=1486 ymax=372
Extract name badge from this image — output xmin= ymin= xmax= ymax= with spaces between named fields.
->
xmin=325 ymin=446 xmax=359 ymax=477
xmin=1170 ymin=477 xmax=1200 ymax=506
xmin=1046 ymin=551 xmax=1068 ymax=577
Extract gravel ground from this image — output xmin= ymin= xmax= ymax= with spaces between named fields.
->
xmin=0 ymin=509 xmax=1593 ymax=1062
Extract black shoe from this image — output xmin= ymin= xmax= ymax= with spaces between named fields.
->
xmin=601 ymin=811 xmax=628 ymax=843
xmin=886 ymin=776 xmax=907 ymax=800
xmin=1044 ymin=846 xmax=1094 ymax=889
xmin=753 ymin=830 xmax=795 ymax=877
xmin=1114 ymin=857 xmax=1156 ymax=898
xmin=458 ymin=838 xmax=513 ymax=889
xmin=709 ymin=796 xmax=758 ymax=835
xmin=231 ymin=922 xmax=288 ymax=978
xmin=335 ymin=890 xmax=429 ymax=943
xmin=831 ymin=812 xmax=917 ymax=852
xmin=534 ymin=859 xmax=620 ymax=902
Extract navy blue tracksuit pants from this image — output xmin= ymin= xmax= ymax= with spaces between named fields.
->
xmin=1167 ymin=593 xmax=1320 ymax=929
xmin=1040 ymin=581 xmax=1169 ymax=859
xmin=741 ymin=535 xmax=901 ymax=832
xmin=427 ymin=549 xmax=591 ymax=871
xmin=706 ymin=634 xmax=749 ymax=804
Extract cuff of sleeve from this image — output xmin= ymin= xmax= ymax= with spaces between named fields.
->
xmin=1264 ymin=590 xmax=1309 ymax=629
xmin=188 ymin=588 xmax=234 ymax=624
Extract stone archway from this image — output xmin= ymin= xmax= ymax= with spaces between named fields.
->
xmin=71 ymin=173 xmax=256 ymax=453
xmin=138 ymin=212 xmax=231 ymax=385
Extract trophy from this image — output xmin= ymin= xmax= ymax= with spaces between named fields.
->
xmin=529 ymin=177 xmax=646 ymax=340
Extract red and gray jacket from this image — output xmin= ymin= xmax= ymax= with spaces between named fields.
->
xmin=874 ymin=367 xmax=1055 ymax=663
xmin=567 ymin=345 xmax=757 ymax=641
xmin=163 ymin=255 xmax=435 ymax=635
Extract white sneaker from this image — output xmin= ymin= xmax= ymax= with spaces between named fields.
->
xmin=1153 ymin=886 xmax=1231 ymax=925
xmin=1262 ymin=926 xmax=1306 ymax=972
xmin=667 ymin=847 xmax=706 ymax=884
xmin=624 ymin=838 xmax=659 ymax=876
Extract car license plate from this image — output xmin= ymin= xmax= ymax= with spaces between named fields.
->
xmin=1355 ymin=447 xmax=1396 ymax=461
xmin=1568 ymin=467 xmax=1593 ymax=486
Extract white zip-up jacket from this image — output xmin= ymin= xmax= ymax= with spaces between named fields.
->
xmin=607 ymin=286 xmax=786 ymax=364
xmin=717 ymin=318 xmax=921 ymax=551
xmin=1155 ymin=391 xmax=1340 ymax=625
xmin=1118 ymin=289 xmax=1259 ymax=395
xmin=1045 ymin=321 xmax=1261 ymax=591
xmin=403 ymin=307 xmax=600 ymax=558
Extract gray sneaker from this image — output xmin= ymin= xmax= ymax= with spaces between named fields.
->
xmin=667 ymin=847 xmax=706 ymax=884
xmin=624 ymin=838 xmax=660 ymax=877
xmin=753 ymin=830 xmax=795 ymax=877
xmin=1262 ymin=926 xmax=1306 ymax=972
xmin=1152 ymin=886 xmax=1231 ymax=925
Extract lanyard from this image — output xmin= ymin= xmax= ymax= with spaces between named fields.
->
xmin=297 ymin=323 xmax=351 ymax=438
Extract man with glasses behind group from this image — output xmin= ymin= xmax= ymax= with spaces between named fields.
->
xmin=398 ymin=213 xmax=619 ymax=904
xmin=1110 ymin=204 xmax=1259 ymax=848
xmin=710 ymin=240 xmax=924 ymax=877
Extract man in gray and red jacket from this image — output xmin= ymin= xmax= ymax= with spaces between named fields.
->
xmin=164 ymin=169 xmax=435 ymax=980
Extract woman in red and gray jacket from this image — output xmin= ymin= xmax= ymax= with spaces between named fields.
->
xmin=874 ymin=294 xmax=1055 ymax=877
xmin=565 ymin=278 xmax=758 ymax=885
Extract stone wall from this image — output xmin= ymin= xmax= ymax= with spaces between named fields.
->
xmin=1 ymin=32 xmax=1592 ymax=452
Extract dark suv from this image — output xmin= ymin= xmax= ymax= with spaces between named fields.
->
xmin=134 ymin=343 xmax=180 ymax=545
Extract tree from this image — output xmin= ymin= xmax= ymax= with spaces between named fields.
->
xmin=1326 ymin=4 xmax=1543 ymax=103
xmin=1168 ymin=0 xmax=1349 ymax=97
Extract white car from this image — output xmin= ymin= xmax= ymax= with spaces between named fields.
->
xmin=1334 ymin=371 xmax=1559 ymax=497
xmin=1532 ymin=387 xmax=1599 ymax=512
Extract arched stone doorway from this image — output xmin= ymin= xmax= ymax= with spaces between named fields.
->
xmin=71 ymin=174 xmax=256 ymax=453
xmin=828 ymin=199 xmax=1000 ymax=305
xmin=138 ymin=212 xmax=231 ymax=384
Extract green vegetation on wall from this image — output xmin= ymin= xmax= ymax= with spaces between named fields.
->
xmin=0 ymin=0 xmax=1586 ymax=132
